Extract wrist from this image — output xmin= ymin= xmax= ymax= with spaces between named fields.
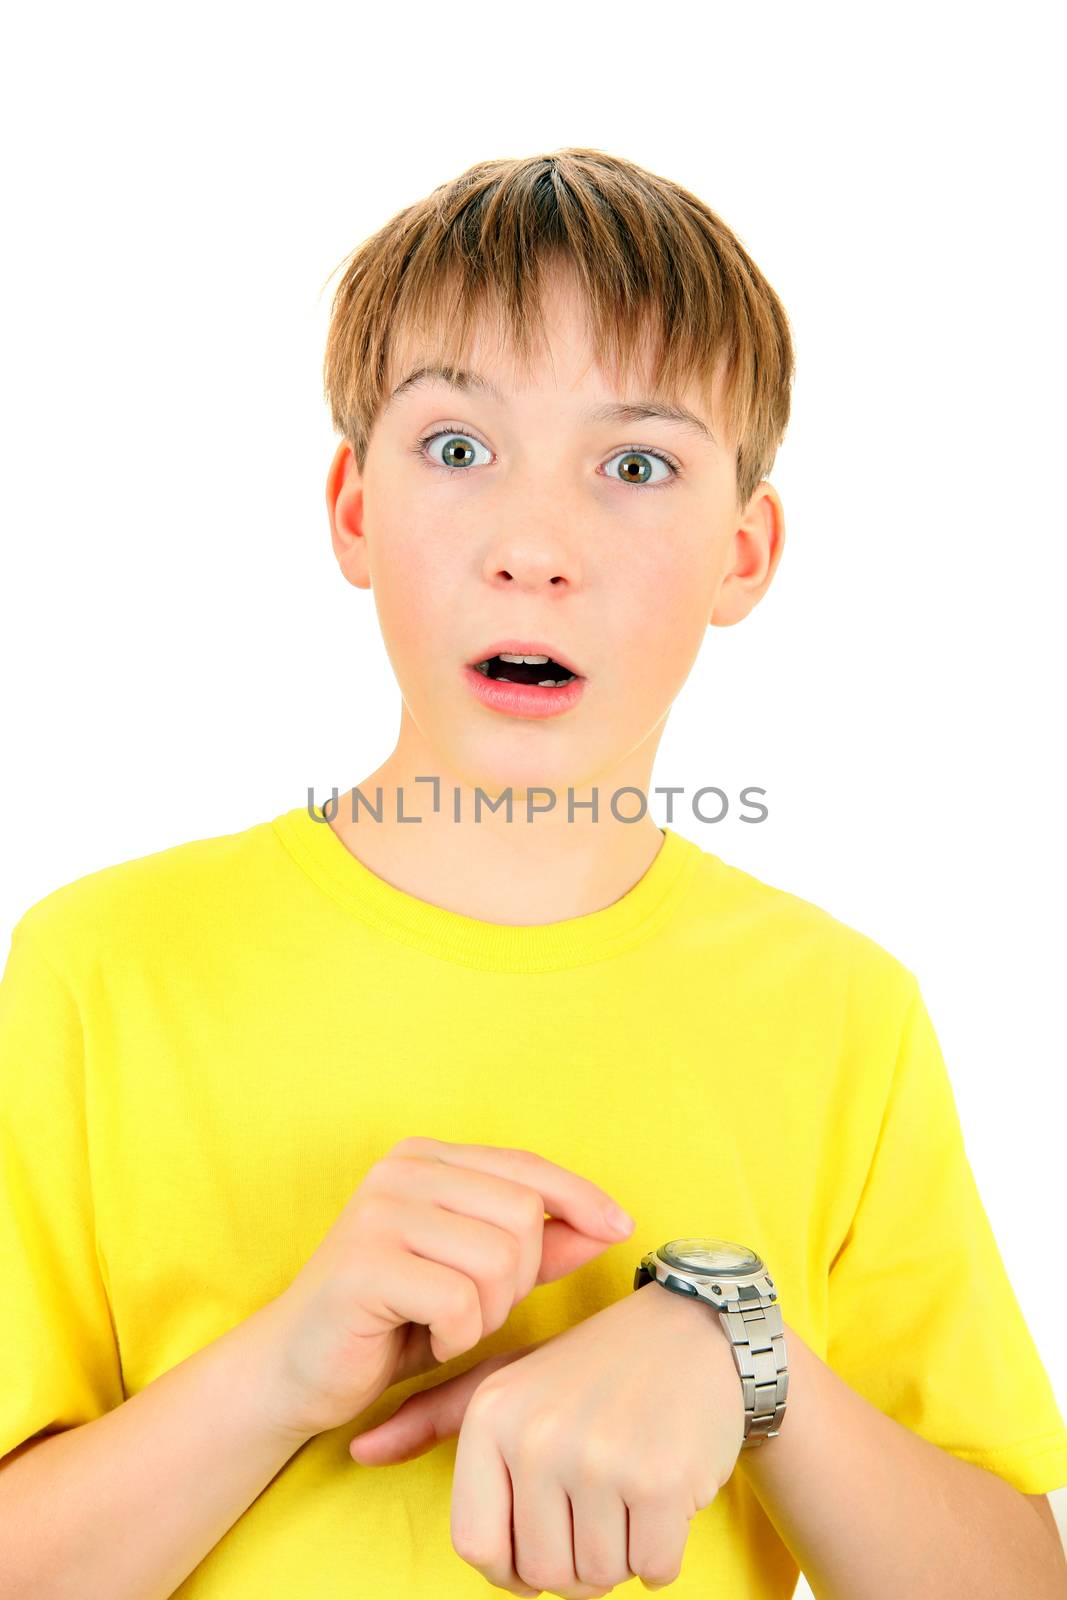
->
xmin=641 ymin=1278 xmax=745 ymax=1403
xmin=237 ymin=1300 xmax=321 ymax=1449
xmin=634 ymin=1239 xmax=788 ymax=1452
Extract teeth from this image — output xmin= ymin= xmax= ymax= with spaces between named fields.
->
xmin=470 ymin=657 xmax=575 ymax=687
xmin=499 ymin=653 xmax=550 ymax=664
xmin=476 ymin=667 xmax=569 ymax=687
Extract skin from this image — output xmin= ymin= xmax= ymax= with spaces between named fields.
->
xmin=325 ymin=264 xmax=786 ymax=925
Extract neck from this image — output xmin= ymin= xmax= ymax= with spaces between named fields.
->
xmin=324 ymin=714 xmax=669 ymax=925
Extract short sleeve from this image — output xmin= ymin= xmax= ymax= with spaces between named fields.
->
xmin=826 ymin=976 xmax=1067 ymax=1494
xmin=0 ymin=918 xmax=124 ymax=1459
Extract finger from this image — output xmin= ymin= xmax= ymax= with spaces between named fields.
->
xmin=390 ymin=1314 xmax=533 ymax=1388
xmin=373 ymin=1156 xmax=546 ymax=1308
xmin=568 ymin=1473 xmax=632 ymax=1592
xmin=349 ymin=1350 xmax=532 ymax=1464
xmin=349 ymin=1394 xmax=444 ymax=1466
xmin=626 ymin=1489 xmax=691 ymax=1592
xmin=348 ymin=1242 xmax=487 ymax=1365
xmin=373 ymin=1150 xmax=631 ymax=1334
xmin=395 ymin=1138 xmax=635 ymax=1277
xmin=450 ymin=1397 xmax=539 ymax=1597
xmin=511 ymin=1470 xmax=613 ymax=1600
xmin=378 ymin=1196 xmax=538 ymax=1340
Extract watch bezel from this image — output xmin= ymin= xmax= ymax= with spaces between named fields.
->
xmin=658 ymin=1236 xmax=765 ymax=1279
xmin=636 ymin=1240 xmax=777 ymax=1312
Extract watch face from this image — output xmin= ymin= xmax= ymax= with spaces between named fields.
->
xmin=661 ymin=1237 xmax=762 ymax=1276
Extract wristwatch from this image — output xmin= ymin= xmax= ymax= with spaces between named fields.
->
xmin=633 ymin=1237 xmax=789 ymax=1449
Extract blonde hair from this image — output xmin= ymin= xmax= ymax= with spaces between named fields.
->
xmin=322 ymin=147 xmax=795 ymax=511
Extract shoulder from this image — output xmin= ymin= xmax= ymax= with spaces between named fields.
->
xmin=6 ymin=812 xmax=281 ymax=991
xmin=685 ymin=843 xmax=919 ymax=1020
xmin=687 ymin=852 xmax=944 ymax=1229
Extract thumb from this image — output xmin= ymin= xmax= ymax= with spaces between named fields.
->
xmin=349 ymin=1346 xmax=535 ymax=1466
xmin=536 ymin=1211 xmax=635 ymax=1285
xmin=387 ymin=1214 xmax=631 ymax=1387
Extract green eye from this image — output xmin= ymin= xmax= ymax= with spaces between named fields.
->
xmin=417 ymin=430 xmax=491 ymax=470
xmin=413 ymin=428 xmax=680 ymax=489
xmin=605 ymin=449 xmax=675 ymax=487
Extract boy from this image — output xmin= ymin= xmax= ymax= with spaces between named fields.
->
xmin=1 ymin=148 xmax=1065 ymax=1599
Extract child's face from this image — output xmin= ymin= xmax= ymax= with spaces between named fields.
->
xmin=327 ymin=267 xmax=783 ymax=800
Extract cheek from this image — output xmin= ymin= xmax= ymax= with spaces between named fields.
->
xmin=367 ymin=521 xmax=454 ymax=666
xmin=613 ymin=559 xmax=714 ymax=689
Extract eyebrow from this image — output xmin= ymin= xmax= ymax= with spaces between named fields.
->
xmin=386 ymin=363 xmax=717 ymax=448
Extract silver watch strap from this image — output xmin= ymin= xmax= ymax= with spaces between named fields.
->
xmin=717 ymin=1296 xmax=789 ymax=1448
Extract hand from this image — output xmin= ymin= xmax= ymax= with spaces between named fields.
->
xmin=255 ymin=1136 xmax=636 ymax=1441
xmin=349 ymin=1282 xmax=746 ymax=1598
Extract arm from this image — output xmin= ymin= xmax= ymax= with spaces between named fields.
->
xmin=339 ymin=1285 xmax=1067 ymax=1596
xmin=738 ymin=1317 xmax=1067 ymax=1600
xmin=0 ymin=1300 xmax=313 ymax=1600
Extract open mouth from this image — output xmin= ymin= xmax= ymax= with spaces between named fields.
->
xmin=471 ymin=653 xmax=579 ymax=687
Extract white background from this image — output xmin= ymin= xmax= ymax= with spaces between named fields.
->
xmin=1 ymin=0 xmax=1064 ymax=1581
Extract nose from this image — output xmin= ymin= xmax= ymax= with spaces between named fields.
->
xmin=480 ymin=523 xmax=584 ymax=591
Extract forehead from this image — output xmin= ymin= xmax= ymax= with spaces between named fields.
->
xmin=383 ymin=282 xmax=728 ymax=442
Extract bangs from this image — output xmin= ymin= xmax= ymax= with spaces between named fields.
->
xmin=322 ymin=149 xmax=794 ymax=511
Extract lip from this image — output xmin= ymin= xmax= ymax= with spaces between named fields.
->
xmin=466 ymin=639 xmax=585 ymax=679
xmin=462 ymin=663 xmax=587 ymax=720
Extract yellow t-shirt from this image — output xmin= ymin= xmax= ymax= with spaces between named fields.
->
xmin=2 ymin=804 xmax=1065 ymax=1599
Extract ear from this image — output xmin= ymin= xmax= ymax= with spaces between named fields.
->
xmin=710 ymin=481 xmax=786 ymax=627
xmin=326 ymin=439 xmax=372 ymax=591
